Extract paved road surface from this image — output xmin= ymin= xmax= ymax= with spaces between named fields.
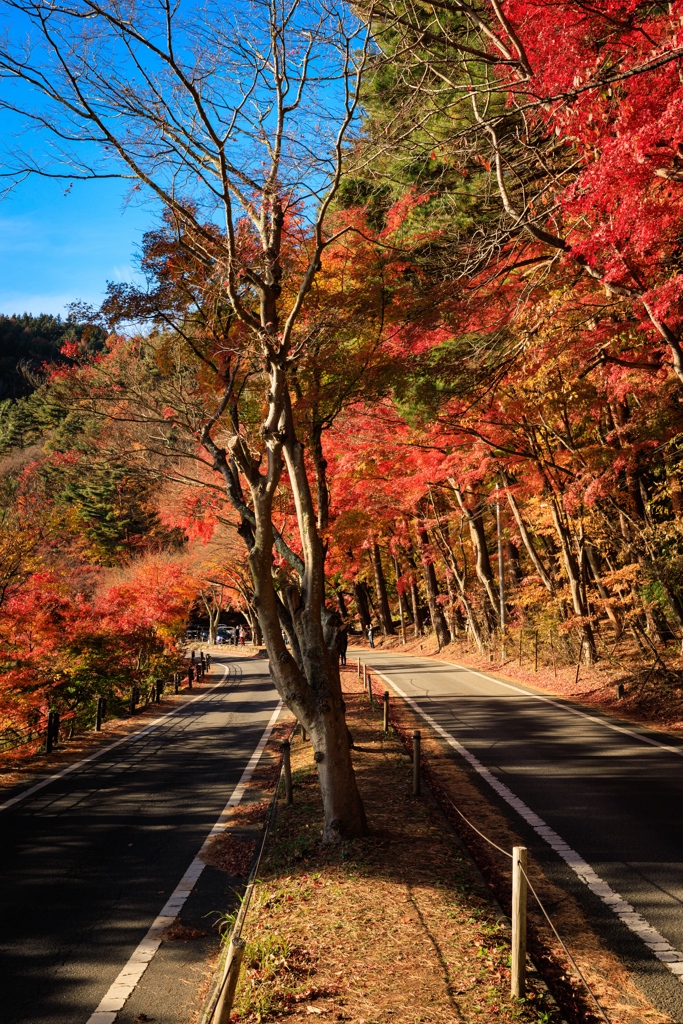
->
xmin=358 ymin=648 xmax=683 ymax=1021
xmin=0 ymin=656 xmax=279 ymax=1024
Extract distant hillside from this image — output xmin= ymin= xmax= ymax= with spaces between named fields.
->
xmin=0 ymin=314 xmax=108 ymax=399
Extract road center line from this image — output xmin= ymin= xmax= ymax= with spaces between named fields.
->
xmin=374 ymin=667 xmax=683 ymax=983
xmin=0 ymin=664 xmax=233 ymax=814
xmin=86 ymin=697 xmax=283 ymax=1024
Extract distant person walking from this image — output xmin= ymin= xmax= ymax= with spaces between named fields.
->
xmin=367 ymin=625 xmax=375 ymax=649
xmin=339 ymin=625 xmax=348 ymax=666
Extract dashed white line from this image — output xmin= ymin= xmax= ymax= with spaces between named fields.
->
xmin=86 ymin=698 xmax=283 ymax=1023
xmin=374 ymin=667 xmax=683 ymax=983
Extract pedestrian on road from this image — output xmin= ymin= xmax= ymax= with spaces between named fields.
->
xmin=187 ymin=664 xmax=194 ymax=690
xmin=367 ymin=625 xmax=375 ymax=649
xmin=339 ymin=625 xmax=348 ymax=666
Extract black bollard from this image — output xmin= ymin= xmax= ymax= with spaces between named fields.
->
xmin=96 ymin=697 xmax=107 ymax=731
xmin=46 ymin=711 xmax=55 ymax=754
xmin=282 ymin=740 xmax=293 ymax=805
xmin=174 ymin=672 xmax=180 ymax=694
xmin=52 ymin=712 xmax=60 ymax=750
xmin=130 ymin=687 xmax=138 ymax=714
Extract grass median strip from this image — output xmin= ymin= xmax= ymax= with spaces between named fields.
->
xmin=229 ymin=691 xmax=558 ymax=1024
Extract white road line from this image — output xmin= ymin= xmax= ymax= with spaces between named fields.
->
xmin=358 ymin=649 xmax=683 ymax=757
xmin=374 ymin=667 xmax=683 ymax=983
xmin=0 ymin=665 xmax=232 ymax=814
xmin=86 ymin=698 xmax=283 ymax=1024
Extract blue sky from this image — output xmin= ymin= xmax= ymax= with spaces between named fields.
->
xmin=0 ymin=174 xmax=155 ymax=318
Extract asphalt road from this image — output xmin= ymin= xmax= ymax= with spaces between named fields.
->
xmin=0 ymin=656 xmax=279 ymax=1024
xmin=358 ymin=648 xmax=683 ymax=1020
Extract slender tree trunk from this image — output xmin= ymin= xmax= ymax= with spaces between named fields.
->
xmin=418 ymin=528 xmax=451 ymax=648
xmin=549 ymin=500 xmax=597 ymax=663
xmin=409 ymin=579 xmax=423 ymax=636
xmin=585 ymin=545 xmax=622 ymax=636
xmin=371 ymin=542 xmax=396 ymax=635
xmin=506 ymin=540 xmax=522 ymax=586
xmin=503 ymin=480 xmax=554 ymax=593
xmin=353 ymin=581 xmax=372 ymax=630
xmin=451 ymin=482 xmax=500 ymax=623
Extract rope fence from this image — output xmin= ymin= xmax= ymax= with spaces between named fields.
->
xmin=361 ymin=662 xmax=612 ymax=1024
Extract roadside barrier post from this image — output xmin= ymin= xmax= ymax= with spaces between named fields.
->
xmin=357 ymin=657 xmax=361 ymax=680
xmin=363 ymin=663 xmax=367 ymax=692
xmin=174 ymin=672 xmax=180 ymax=694
xmin=156 ymin=680 xmax=163 ymax=702
xmin=282 ymin=740 xmax=293 ymax=805
xmin=46 ymin=711 xmax=55 ymax=754
xmin=534 ymin=631 xmax=539 ymax=672
xmin=367 ymin=672 xmax=374 ymax=706
xmin=214 ymin=935 xmax=246 ymax=1024
xmin=511 ymin=845 xmax=528 ymax=999
xmin=96 ymin=697 xmax=106 ymax=731
xmin=50 ymin=712 xmax=60 ymax=749
xmin=383 ymin=691 xmax=389 ymax=733
xmin=412 ymin=730 xmax=421 ymax=796
xmin=130 ymin=688 xmax=138 ymax=714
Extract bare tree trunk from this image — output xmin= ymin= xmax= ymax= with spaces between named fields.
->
xmin=549 ymin=500 xmax=598 ymax=663
xmin=503 ymin=479 xmax=555 ymax=593
xmin=335 ymin=589 xmax=348 ymax=619
xmin=418 ymin=528 xmax=451 ymax=648
xmin=371 ymin=542 xmax=396 ymax=635
xmin=353 ymin=581 xmax=372 ymax=630
xmin=450 ymin=482 xmax=499 ymax=624
xmin=585 ymin=545 xmax=622 ymax=636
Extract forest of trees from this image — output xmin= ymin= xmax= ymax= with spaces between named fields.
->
xmin=1 ymin=0 xmax=683 ymax=837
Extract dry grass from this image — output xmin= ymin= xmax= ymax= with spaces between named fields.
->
xmin=232 ymin=692 xmax=559 ymax=1024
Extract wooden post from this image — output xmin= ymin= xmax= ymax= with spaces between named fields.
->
xmin=174 ymin=672 xmax=180 ymax=694
xmin=534 ymin=631 xmax=538 ymax=673
xmin=129 ymin=688 xmax=138 ymax=714
xmin=96 ymin=697 xmax=106 ymax=731
xmin=281 ymin=740 xmax=293 ymax=805
xmin=214 ymin=936 xmax=246 ymax=1024
xmin=45 ymin=711 xmax=55 ymax=754
xmin=357 ymin=657 xmax=361 ymax=680
xmin=549 ymin=635 xmax=557 ymax=677
xmin=383 ymin=691 xmax=389 ymax=733
xmin=518 ymin=629 xmax=523 ymax=666
xmin=412 ymin=730 xmax=421 ymax=796
xmin=367 ymin=672 xmax=374 ymax=706
xmin=575 ymin=637 xmax=584 ymax=686
xmin=511 ymin=846 xmax=528 ymax=999
xmin=51 ymin=712 xmax=60 ymax=749
xmin=363 ymin=663 xmax=367 ymax=692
